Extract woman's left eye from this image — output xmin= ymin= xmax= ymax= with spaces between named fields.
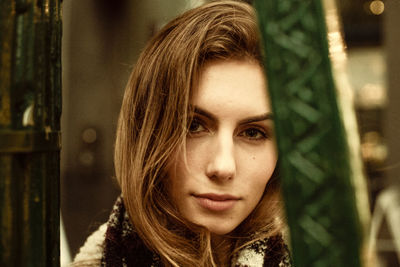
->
xmin=240 ymin=128 xmax=267 ymax=140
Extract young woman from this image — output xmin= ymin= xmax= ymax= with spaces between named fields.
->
xmin=72 ymin=1 xmax=291 ymax=266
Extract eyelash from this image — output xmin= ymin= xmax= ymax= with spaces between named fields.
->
xmin=187 ymin=117 xmax=269 ymax=141
xmin=187 ymin=118 xmax=207 ymax=135
xmin=239 ymin=127 xmax=268 ymax=141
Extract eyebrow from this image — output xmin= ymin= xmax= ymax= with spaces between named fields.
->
xmin=192 ymin=106 xmax=273 ymax=124
xmin=238 ymin=113 xmax=273 ymax=124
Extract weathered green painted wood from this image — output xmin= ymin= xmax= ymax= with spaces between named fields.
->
xmin=254 ymin=0 xmax=363 ymax=266
xmin=0 ymin=0 xmax=62 ymax=266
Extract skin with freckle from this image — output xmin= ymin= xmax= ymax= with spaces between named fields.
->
xmin=168 ymin=60 xmax=278 ymax=235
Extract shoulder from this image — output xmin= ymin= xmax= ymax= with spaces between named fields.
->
xmin=70 ymin=223 xmax=107 ymax=267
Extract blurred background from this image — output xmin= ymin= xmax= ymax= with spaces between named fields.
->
xmin=60 ymin=0 xmax=400 ymax=266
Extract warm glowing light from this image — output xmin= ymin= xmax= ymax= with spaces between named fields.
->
xmin=82 ymin=128 xmax=97 ymax=143
xmin=44 ymin=1 xmax=50 ymax=15
xmin=370 ymin=0 xmax=385 ymax=15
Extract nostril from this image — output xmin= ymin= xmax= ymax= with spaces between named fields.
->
xmin=206 ymin=169 xmax=234 ymax=181
xmin=207 ymin=169 xmax=234 ymax=180
xmin=206 ymin=156 xmax=236 ymax=181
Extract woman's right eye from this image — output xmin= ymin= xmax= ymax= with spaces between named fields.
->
xmin=188 ymin=118 xmax=206 ymax=134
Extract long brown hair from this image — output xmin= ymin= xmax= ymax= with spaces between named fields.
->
xmin=114 ymin=1 xmax=283 ymax=266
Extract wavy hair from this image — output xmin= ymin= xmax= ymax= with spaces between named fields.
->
xmin=114 ymin=1 xmax=283 ymax=266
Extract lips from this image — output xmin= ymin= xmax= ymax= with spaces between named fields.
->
xmin=193 ymin=193 xmax=240 ymax=212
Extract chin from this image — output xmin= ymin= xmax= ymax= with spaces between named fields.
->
xmin=209 ymin=228 xmax=232 ymax=235
xmin=202 ymin=222 xmax=237 ymax=236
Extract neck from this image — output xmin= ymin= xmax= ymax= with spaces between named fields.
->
xmin=211 ymin=234 xmax=233 ymax=267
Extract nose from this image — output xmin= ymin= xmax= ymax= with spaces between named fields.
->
xmin=206 ymin=134 xmax=236 ymax=181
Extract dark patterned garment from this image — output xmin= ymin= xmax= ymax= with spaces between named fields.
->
xmin=99 ymin=196 xmax=291 ymax=267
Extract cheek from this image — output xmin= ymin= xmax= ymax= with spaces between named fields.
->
xmin=186 ymin=138 xmax=210 ymax=165
xmin=166 ymin=146 xmax=203 ymax=198
xmin=242 ymin=147 xmax=277 ymax=190
xmin=249 ymin=144 xmax=277 ymax=169
xmin=172 ymin=140 xmax=209 ymax=182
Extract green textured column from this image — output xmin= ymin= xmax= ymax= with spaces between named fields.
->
xmin=255 ymin=0 xmax=364 ymax=266
xmin=0 ymin=0 xmax=62 ymax=266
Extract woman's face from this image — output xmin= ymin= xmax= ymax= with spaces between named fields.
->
xmin=167 ymin=60 xmax=277 ymax=235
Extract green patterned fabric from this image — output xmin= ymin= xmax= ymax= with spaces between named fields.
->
xmin=254 ymin=0 xmax=363 ymax=266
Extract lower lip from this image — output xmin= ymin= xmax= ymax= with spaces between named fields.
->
xmin=194 ymin=197 xmax=237 ymax=212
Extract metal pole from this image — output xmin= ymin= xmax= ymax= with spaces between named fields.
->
xmin=0 ymin=0 xmax=62 ymax=266
xmin=255 ymin=0 xmax=366 ymax=266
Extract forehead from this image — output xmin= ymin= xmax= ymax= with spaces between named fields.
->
xmin=192 ymin=60 xmax=270 ymax=115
